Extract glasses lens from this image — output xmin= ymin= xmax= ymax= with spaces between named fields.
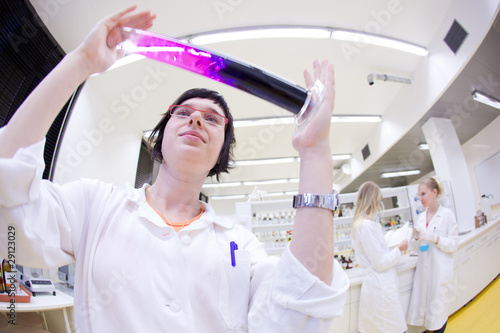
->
xmin=171 ymin=106 xmax=192 ymax=117
xmin=170 ymin=106 xmax=225 ymax=127
xmin=201 ymin=112 xmax=224 ymax=127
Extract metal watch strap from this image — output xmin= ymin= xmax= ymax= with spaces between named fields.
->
xmin=292 ymin=191 xmax=339 ymax=212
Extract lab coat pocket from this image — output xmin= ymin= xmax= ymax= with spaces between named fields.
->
xmin=433 ymin=226 xmax=448 ymax=238
xmin=219 ymin=249 xmax=251 ymax=331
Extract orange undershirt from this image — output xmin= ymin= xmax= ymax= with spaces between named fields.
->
xmin=146 ymin=197 xmax=205 ymax=232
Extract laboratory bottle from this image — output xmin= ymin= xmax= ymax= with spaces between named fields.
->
xmin=2 ymin=259 xmax=12 ymax=292
xmin=0 ymin=265 xmax=4 ymax=293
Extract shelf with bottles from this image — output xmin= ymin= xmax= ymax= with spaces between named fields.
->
xmin=234 ymin=185 xmax=414 ymax=257
xmin=251 ymin=211 xmax=296 ymax=228
xmin=235 ymin=200 xmax=297 ymax=256
xmin=334 ymin=223 xmax=352 ymax=242
xmin=335 ymin=252 xmax=358 ymax=270
xmin=253 ymin=229 xmax=292 ymax=255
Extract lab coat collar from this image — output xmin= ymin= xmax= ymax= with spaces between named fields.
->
xmin=426 ymin=205 xmax=444 ymax=229
xmin=131 ymin=184 xmax=234 ymax=229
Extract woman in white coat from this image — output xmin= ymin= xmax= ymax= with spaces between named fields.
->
xmin=0 ymin=6 xmax=349 ymax=332
xmin=351 ymin=181 xmax=408 ymax=333
xmin=407 ymin=178 xmax=458 ymax=333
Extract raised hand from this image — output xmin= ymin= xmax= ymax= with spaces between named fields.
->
xmin=74 ymin=5 xmax=156 ymax=76
xmin=292 ymin=59 xmax=335 ymax=156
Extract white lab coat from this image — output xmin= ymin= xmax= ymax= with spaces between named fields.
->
xmin=0 ymin=136 xmax=349 ymax=332
xmin=406 ymin=205 xmax=458 ymax=330
xmin=351 ymin=219 xmax=407 ymax=333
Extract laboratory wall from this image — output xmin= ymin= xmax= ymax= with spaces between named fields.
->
xmin=462 ymin=115 xmax=500 ymax=217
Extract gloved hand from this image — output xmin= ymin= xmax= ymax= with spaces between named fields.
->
xmin=422 ymin=232 xmax=438 ymax=244
xmin=413 ymin=225 xmax=425 ymax=240
xmin=413 ymin=228 xmax=421 ymax=240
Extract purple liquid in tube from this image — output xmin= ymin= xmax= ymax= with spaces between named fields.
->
xmin=118 ymin=27 xmax=311 ymax=115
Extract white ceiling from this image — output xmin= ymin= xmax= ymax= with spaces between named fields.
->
xmin=30 ymin=0 xmax=500 ymax=204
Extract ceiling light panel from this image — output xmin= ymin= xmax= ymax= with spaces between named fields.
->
xmin=380 ymin=169 xmax=421 ymax=178
xmin=186 ymin=26 xmax=428 ymax=56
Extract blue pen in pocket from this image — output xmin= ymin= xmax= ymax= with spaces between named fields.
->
xmin=230 ymin=241 xmax=238 ymax=267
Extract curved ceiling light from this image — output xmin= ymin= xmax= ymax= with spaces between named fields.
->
xmin=233 ymin=114 xmax=382 ymax=128
xmin=182 ymin=26 xmax=428 ymax=56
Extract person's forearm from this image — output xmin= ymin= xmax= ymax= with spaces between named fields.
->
xmin=290 ymin=148 xmax=334 ymax=284
xmin=0 ymin=50 xmax=91 ymax=158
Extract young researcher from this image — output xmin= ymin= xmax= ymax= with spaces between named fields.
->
xmin=0 ymin=6 xmax=349 ymax=332
xmin=350 ymin=181 xmax=408 ymax=333
xmin=407 ymin=178 xmax=458 ymax=333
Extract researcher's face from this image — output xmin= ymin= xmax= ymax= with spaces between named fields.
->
xmin=418 ymin=184 xmax=438 ymax=208
xmin=162 ymin=98 xmax=226 ymax=175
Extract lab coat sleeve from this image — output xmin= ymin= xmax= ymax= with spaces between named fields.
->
xmin=0 ymin=135 xmax=89 ymax=268
xmin=359 ymin=220 xmax=401 ymax=272
xmin=241 ymin=229 xmax=349 ymax=332
xmin=436 ymin=209 xmax=459 ymax=254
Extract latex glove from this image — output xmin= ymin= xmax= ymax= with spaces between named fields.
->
xmin=413 ymin=228 xmax=421 ymax=240
xmin=413 ymin=225 xmax=425 ymax=240
xmin=422 ymin=232 xmax=438 ymax=244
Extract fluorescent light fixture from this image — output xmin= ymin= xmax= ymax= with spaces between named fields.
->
xmin=210 ymin=194 xmax=247 ymax=200
xmin=234 ymin=115 xmax=381 ymax=128
xmin=232 ymin=154 xmax=350 ymax=167
xmin=243 ymin=179 xmax=289 ymax=186
xmin=185 ymin=26 xmax=427 ymax=56
xmin=258 ymin=190 xmax=298 ymax=197
xmin=190 ymin=27 xmax=331 ymax=45
xmin=202 ymin=181 xmax=242 ymax=188
xmin=418 ymin=143 xmax=430 ymax=150
xmin=472 ymin=90 xmax=500 ymax=109
xmin=332 ymin=30 xmax=428 ymax=56
xmin=233 ymin=157 xmax=298 ymax=167
xmin=380 ymin=169 xmax=421 ymax=178
xmin=145 ymin=116 xmax=381 ymax=133
xmin=209 ymin=190 xmax=298 ymax=200
xmin=332 ymin=154 xmax=352 ymax=160
xmin=203 ymin=178 xmax=299 ymax=188
xmin=234 ymin=117 xmax=294 ymax=128
xmin=267 ymin=192 xmax=288 ymax=197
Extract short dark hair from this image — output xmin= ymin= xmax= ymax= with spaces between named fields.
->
xmin=148 ymin=88 xmax=235 ymax=180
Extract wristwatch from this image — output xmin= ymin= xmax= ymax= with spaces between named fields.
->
xmin=292 ymin=191 xmax=339 ymax=212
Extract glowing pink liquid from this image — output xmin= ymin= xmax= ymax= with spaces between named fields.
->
xmin=119 ymin=28 xmax=308 ymax=114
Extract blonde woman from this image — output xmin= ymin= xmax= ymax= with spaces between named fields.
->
xmin=407 ymin=178 xmax=458 ymax=333
xmin=351 ymin=181 xmax=408 ymax=333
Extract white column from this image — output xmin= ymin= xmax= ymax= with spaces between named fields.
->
xmin=421 ymin=117 xmax=475 ymax=232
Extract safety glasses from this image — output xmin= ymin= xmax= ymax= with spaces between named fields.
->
xmin=168 ymin=105 xmax=228 ymax=128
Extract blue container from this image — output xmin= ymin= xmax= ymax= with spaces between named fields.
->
xmin=419 ymin=242 xmax=429 ymax=252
